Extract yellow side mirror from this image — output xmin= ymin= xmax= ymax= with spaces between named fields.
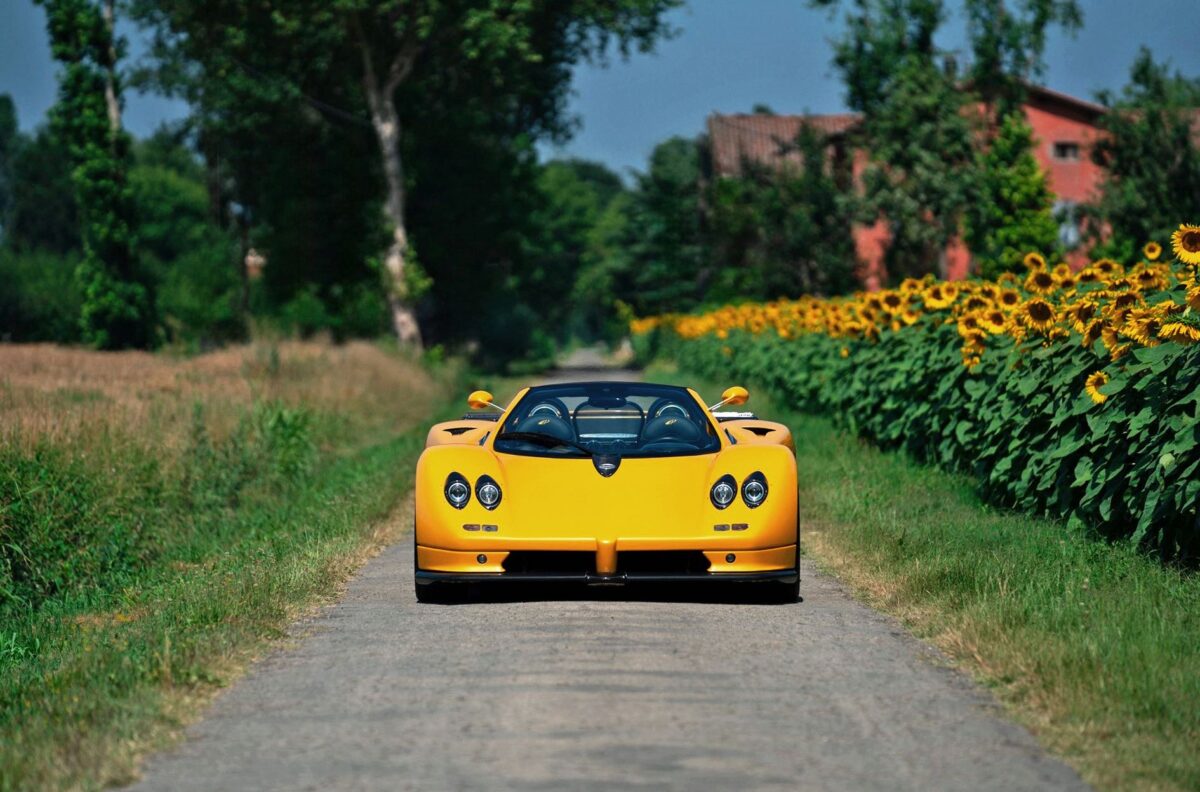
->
xmin=721 ymin=386 xmax=749 ymax=407
xmin=708 ymin=385 xmax=749 ymax=411
xmin=467 ymin=390 xmax=495 ymax=410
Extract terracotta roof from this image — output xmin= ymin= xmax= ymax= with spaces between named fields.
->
xmin=708 ymin=113 xmax=860 ymax=176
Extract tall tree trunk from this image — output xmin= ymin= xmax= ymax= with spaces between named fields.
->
xmin=100 ymin=0 xmax=122 ymax=135
xmin=360 ymin=43 xmax=422 ymax=347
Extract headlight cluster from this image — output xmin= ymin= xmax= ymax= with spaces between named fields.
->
xmin=444 ymin=472 xmax=503 ymax=510
xmin=711 ymin=471 xmax=768 ymax=509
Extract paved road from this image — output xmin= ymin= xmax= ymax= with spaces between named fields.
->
xmin=129 ymin=361 xmax=1086 ymax=791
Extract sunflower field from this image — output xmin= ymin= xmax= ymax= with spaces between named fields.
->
xmin=633 ymin=226 xmax=1200 ymax=561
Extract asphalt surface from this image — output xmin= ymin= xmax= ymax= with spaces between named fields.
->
xmin=128 ymin=359 xmax=1086 ymax=791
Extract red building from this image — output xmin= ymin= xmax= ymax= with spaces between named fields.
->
xmin=707 ymin=85 xmax=1108 ymax=288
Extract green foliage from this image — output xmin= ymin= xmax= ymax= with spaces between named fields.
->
xmin=0 ymin=250 xmax=84 ymax=343
xmin=1087 ymin=49 xmax=1200 ymax=261
xmin=859 ymin=55 xmax=975 ymax=280
xmin=0 ymin=95 xmax=16 ymax=239
xmin=40 ymin=0 xmax=156 ymax=349
xmin=3 ymin=126 xmax=80 ymax=254
xmin=645 ymin=320 xmax=1200 ymax=562
xmin=965 ymin=112 xmax=1061 ymax=278
xmin=963 ymin=0 xmax=1083 ymax=113
xmin=613 ymin=137 xmax=706 ymax=316
xmin=707 ymin=125 xmax=857 ymax=299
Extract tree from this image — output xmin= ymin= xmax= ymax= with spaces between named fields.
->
xmin=707 ymin=125 xmax=857 ymax=300
xmin=39 ymin=0 xmax=154 ymax=348
xmin=613 ymin=136 xmax=706 ymax=317
xmin=812 ymin=0 xmax=974 ymax=280
xmin=963 ymin=0 xmax=1082 ymax=116
xmin=964 ymin=111 xmax=1060 ymax=278
xmin=1086 ymin=48 xmax=1200 ymax=260
xmin=523 ymin=159 xmax=626 ymax=338
xmin=0 ymin=95 xmax=17 ymax=241
xmin=859 ymin=53 xmax=975 ymax=280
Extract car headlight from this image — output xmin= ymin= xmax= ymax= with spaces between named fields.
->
xmin=710 ymin=474 xmax=737 ymax=509
xmin=742 ymin=471 xmax=768 ymax=508
xmin=476 ymin=475 xmax=502 ymax=510
xmin=445 ymin=472 xmax=471 ymax=509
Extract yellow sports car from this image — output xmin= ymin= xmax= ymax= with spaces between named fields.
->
xmin=414 ymin=381 xmax=798 ymax=602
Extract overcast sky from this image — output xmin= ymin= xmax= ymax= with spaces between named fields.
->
xmin=3 ymin=0 xmax=1199 ymax=176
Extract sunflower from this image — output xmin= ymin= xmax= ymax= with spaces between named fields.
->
xmin=1085 ymin=371 xmax=1110 ymax=405
xmin=1171 ymin=223 xmax=1200 ymax=265
xmin=1092 ymin=258 xmax=1121 ymax=277
xmin=1144 ymin=241 xmax=1162 ymax=261
xmin=924 ymin=284 xmax=956 ymax=310
xmin=997 ymin=272 xmax=1020 ymax=286
xmin=957 ymin=314 xmax=983 ymax=336
xmin=882 ymin=292 xmax=904 ymax=311
xmin=1024 ymin=269 xmax=1058 ymax=295
xmin=982 ymin=310 xmax=1008 ymax=335
xmin=900 ymin=307 xmax=921 ymax=326
xmin=998 ymin=288 xmax=1021 ymax=309
xmin=1121 ymin=310 xmax=1162 ymax=347
xmin=1188 ymin=285 xmax=1200 ymax=311
xmin=1064 ymin=300 xmax=1098 ymax=333
xmin=1081 ymin=319 xmax=1104 ymax=348
xmin=978 ymin=284 xmax=998 ymax=300
xmin=1160 ymin=322 xmax=1200 ymax=345
xmin=1024 ymin=252 xmax=1047 ymax=270
xmin=1020 ymin=298 xmax=1057 ymax=333
xmin=1077 ymin=268 xmax=1100 ymax=284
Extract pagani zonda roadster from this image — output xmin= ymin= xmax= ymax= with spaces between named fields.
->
xmin=414 ymin=381 xmax=798 ymax=602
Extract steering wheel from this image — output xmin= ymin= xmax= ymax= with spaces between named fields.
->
xmin=646 ymin=397 xmax=690 ymax=420
xmin=524 ymin=397 xmax=570 ymax=421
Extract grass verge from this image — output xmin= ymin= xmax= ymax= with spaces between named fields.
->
xmin=649 ymin=361 xmax=1200 ymax=792
xmin=0 ymin=341 xmax=471 ymax=790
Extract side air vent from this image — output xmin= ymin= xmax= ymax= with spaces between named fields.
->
xmin=444 ymin=426 xmax=475 ymax=436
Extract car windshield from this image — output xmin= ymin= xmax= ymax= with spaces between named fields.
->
xmin=494 ymin=382 xmax=720 ymax=458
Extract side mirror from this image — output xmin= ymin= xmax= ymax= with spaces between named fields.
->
xmin=708 ymin=385 xmax=749 ymax=411
xmin=467 ymin=390 xmax=496 ymax=410
xmin=721 ymin=386 xmax=749 ymax=407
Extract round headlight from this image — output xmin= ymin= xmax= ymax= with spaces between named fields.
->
xmin=445 ymin=473 xmax=470 ymax=509
xmin=742 ymin=472 xmax=768 ymax=508
xmin=476 ymin=475 xmax=502 ymax=509
xmin=711 ymin=474 xmax=737 ymax=509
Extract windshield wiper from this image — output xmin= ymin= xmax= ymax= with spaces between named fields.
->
xmin=495 ymin=431 xmax=595 ymax=457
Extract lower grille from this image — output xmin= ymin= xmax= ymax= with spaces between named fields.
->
xmin=617 ymin=551 xmax=711 ymax=576
xmin=502 ymin=551 xmax=595 ymax=576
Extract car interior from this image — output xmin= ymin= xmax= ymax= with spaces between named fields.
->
xmin=497 ymin=383 xmax=720 ymax=457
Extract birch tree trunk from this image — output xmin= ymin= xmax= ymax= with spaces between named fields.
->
xmin=361 ymin=45 xmax=423 ymax=347
xmin=100 ymin=0 xmax=122 ymax=135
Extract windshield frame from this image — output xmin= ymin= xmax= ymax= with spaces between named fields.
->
xmin=490 ymin=382 xmax=724 ymax=460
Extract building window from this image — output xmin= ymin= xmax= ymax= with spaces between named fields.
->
xmin=1052 ymin=141 xmax=1081 ymax=161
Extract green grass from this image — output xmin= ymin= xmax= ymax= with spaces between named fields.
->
xmin=651 ymin=361 xmax=1200 ymax=792
xmin=0 ymin=347 xmax=484 ymax=790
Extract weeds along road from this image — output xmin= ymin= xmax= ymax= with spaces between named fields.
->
xmin=128 ymin=360 xmax=1086 ymax=791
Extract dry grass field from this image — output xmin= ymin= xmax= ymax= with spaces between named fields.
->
xmin=0 ymin=340 xmax=442 ymax=452
xmin=0 ymin=340 xmax=458 ymax=790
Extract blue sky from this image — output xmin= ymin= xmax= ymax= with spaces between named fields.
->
xmin=3 ymin=0 xmax=1199 ymax=176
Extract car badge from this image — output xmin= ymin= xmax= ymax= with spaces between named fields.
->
xmin=593 ymin=454 xmax=621 ymax=477
xmin=665 ymin=418 xmax=678 ymax=425
xmin=537 ymin=418 xmax=551 ymax=426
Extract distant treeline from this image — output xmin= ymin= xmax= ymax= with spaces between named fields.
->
xmin=1 ymin=1 xmax=1197 ymax=368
